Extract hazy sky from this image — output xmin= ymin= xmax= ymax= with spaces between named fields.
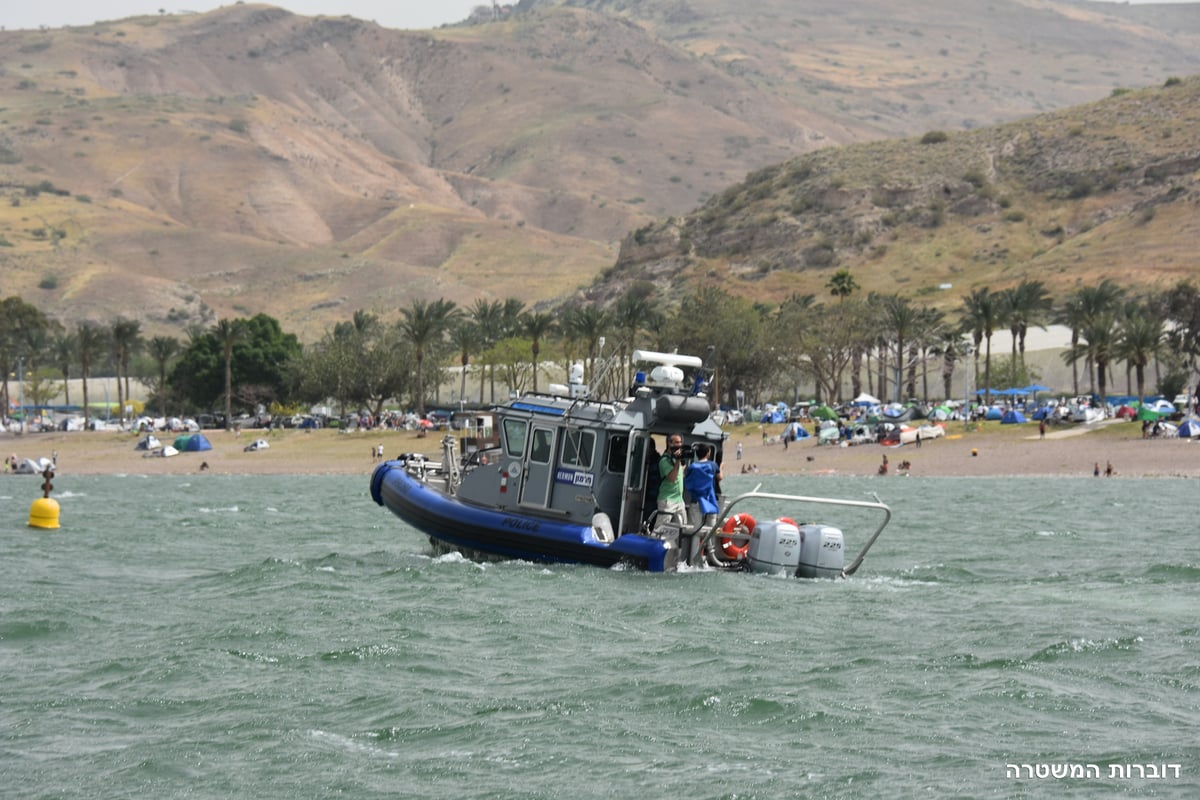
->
xmin=3 ymin=2 xmax=483 ymax=33
xmin=4 ymin=1 xmax=1195 ymax=33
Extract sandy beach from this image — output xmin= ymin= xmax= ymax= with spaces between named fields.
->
xmin=4 ymin=418 xmax=1198 ymax=480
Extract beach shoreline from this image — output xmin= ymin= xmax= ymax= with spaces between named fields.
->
xmin=4 ymin=419 xmax=1198 ymax=480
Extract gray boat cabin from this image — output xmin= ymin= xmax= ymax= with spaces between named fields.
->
xmin=453 ymin=350 xmax=727 ymax=537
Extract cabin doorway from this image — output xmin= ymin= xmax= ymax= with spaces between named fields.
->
xmin=519 ymin=424 xmax=556 ymax=507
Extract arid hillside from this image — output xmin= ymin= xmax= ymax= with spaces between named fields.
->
xmin=0 ymin=0 xmax=1197 ymax=339
xmin=594 ymin=75 xmax=1200 ymax=312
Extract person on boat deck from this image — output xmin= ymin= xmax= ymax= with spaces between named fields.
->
xmin=657 ymin=434 xmax=688 ymax=525
xmin=683 ymin=443 xmax=722 ymax=529
xmin=641 ymin=437 xmax=663 ymax=523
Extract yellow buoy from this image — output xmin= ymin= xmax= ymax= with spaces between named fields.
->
xmin=28 ymin=464 xmax=61 ymax=529
xmin=28 ymin=496 xmax=61 ymax=529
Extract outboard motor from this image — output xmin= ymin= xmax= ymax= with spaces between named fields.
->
xmin=747 ymin=519 xmax=845 ymax=578
xmin=795 ymin=523 xmax=844 ymax=578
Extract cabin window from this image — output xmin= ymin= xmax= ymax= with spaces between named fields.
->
xmin=503 ymin=419 xmax=527 ymax=457
xmin=560 ymin=429 xmax=594 ymax=468
xmin=529 ymin=427 xmax=554 ymax=463
xmin=606 ymin=434 xmax=629 ymax=474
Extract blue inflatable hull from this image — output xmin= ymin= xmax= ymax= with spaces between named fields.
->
xmin=370 ymin=461 xmax=673 ymax=571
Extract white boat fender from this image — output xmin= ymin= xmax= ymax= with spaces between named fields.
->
xmin=592 ymin=512 xmax=615 ymax=544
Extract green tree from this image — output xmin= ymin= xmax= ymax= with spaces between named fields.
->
xmin=1060 ymin=280 xmax=1124 ymax=397
xmin=294 ymin=312 xmax=414 ymax=417
xmin=146 ymin=335 xmax=180 ymax=416
xmin=826 ymin=269 xmax=859 ymax=303
xmin=879 ymin=295 xmax=919 ymax=403
xmin=450 ymin=320 xmax=482 ymax=404
xmin=612 ymin=284 xmax=659 ymax=387
xmin=1116 ymin=304 xmax=1165 ymax=404
xmin=76 ymin=322 xmax=109 ymax=428
xmin=1163 ymin=281 xmax=1200 ymax=395
xmin=168 ymin=314 xmax=301 ymax=418
xmin=398 ymin=299 xmax=460 ymax=416
xmin=669 ymin=286 xmax=772 ymax=409
xmin=0 ymin=295 xmax=50 ymax=412
xmin=560 ymin=304 xmax=610 ymax=387
xmin=214 ymin=318 xmax=248 ymax=429
xmin=1004 ymin=279 xmax=1053 ymax=369
xmin=521 ymin=310 xmax=558 ymax=394
xmin=50 ymin=330 xmax=77 ymax=408
xmin=468 ymin=299 xmax=504 ymax=403
xmin=958 ymin=288 xmax=1004 ymax=404
xmin=110 ymin=317 xmax=142 ymax=422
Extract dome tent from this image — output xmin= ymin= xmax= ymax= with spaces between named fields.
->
xmin=173 ymin=434 xmax=213 ymax=452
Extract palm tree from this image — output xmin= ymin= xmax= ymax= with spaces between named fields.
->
xmin=147 ymin=335 xmax=180 ymax=416
xmin=450 ymin=321 xmax=482 ymax=404
xmin=76 ymin=323 xmax=109 ymax=429
xmin=1116 ymin=304 xmax=1165 ymax=404
xmin=213 ymin=318 xmax=248 ymax=430
xmin=958 ymin=288 xmax=1004 ymax=404
xmin=468 ymin=299 xmax=503 ymax=403
xmin=612 ymin=285 xmax=659 ymax=387
xmin=1056 ymin=293 xmax=1088 ymax=396
xmin=1060 ymin=280 xmax=1125 ymax=396
xmin=1077 ymin=311 xmax=1121 ymax=405
xmin=879 ymin=295 xmax=919 ymax=403
xmin=1006 ymin=279 xmax=1053 ymax=368
xmin=521 ymin=310 xmax=558 ymax=393
xmin=110 ymin=318 xmax=141 ymax=423
xmin=561 ymin=305 xmax=610 ymax=386
xmin=911 ymin=306 xmax=946 ymax=403
xmin=938 ymin=331 xmax=970 ymax=403
xmin=826 ymin=269 xmax=859 ymax=303
xmin=500 ymin=298 xmax=526 ymax=337
xmin=398 ymin=299 xmax=460 ymax=416
xmin=51 ymin=331 xmax=78 ymax=408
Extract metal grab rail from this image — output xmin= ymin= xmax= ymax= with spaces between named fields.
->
xmin=699 ymin=487 xmax=893 ymax=577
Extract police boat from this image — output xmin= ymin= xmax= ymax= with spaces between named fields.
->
xmin=370 ymin=350 xmax=891 ymax=576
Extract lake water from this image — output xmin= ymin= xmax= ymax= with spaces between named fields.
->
xmin=2 ymin=473 xmax=1197 ymax=799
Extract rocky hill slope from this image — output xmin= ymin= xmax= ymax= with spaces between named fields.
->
xmin=596 ymin=75 xmax=1200 ymax=311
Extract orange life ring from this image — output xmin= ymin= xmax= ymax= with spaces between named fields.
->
xmin=778 ymin=516 xmax=798 ymax=527
xmin=718 ymin=513 xmax=755 ymax=560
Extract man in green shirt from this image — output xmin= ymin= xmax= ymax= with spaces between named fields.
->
xmin=657 ymin=434 xmax=687 ymax=524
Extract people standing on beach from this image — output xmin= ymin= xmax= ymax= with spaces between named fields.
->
xmin=1105 ymin=461 xmax=1114 ymax=477
xmin=1039 ymin=418 xmax=1047 ymax=439
xmin=736 ymin=441 xmax=743 ymax=460
xmin=878 ymin=454 xmax=889 ymax=475
xmin=1094 ymin=462 xmax=1101 ymax=477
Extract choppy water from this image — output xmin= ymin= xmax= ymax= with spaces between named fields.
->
xmin=2 ymin=473 xmax=1197 ymax=799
